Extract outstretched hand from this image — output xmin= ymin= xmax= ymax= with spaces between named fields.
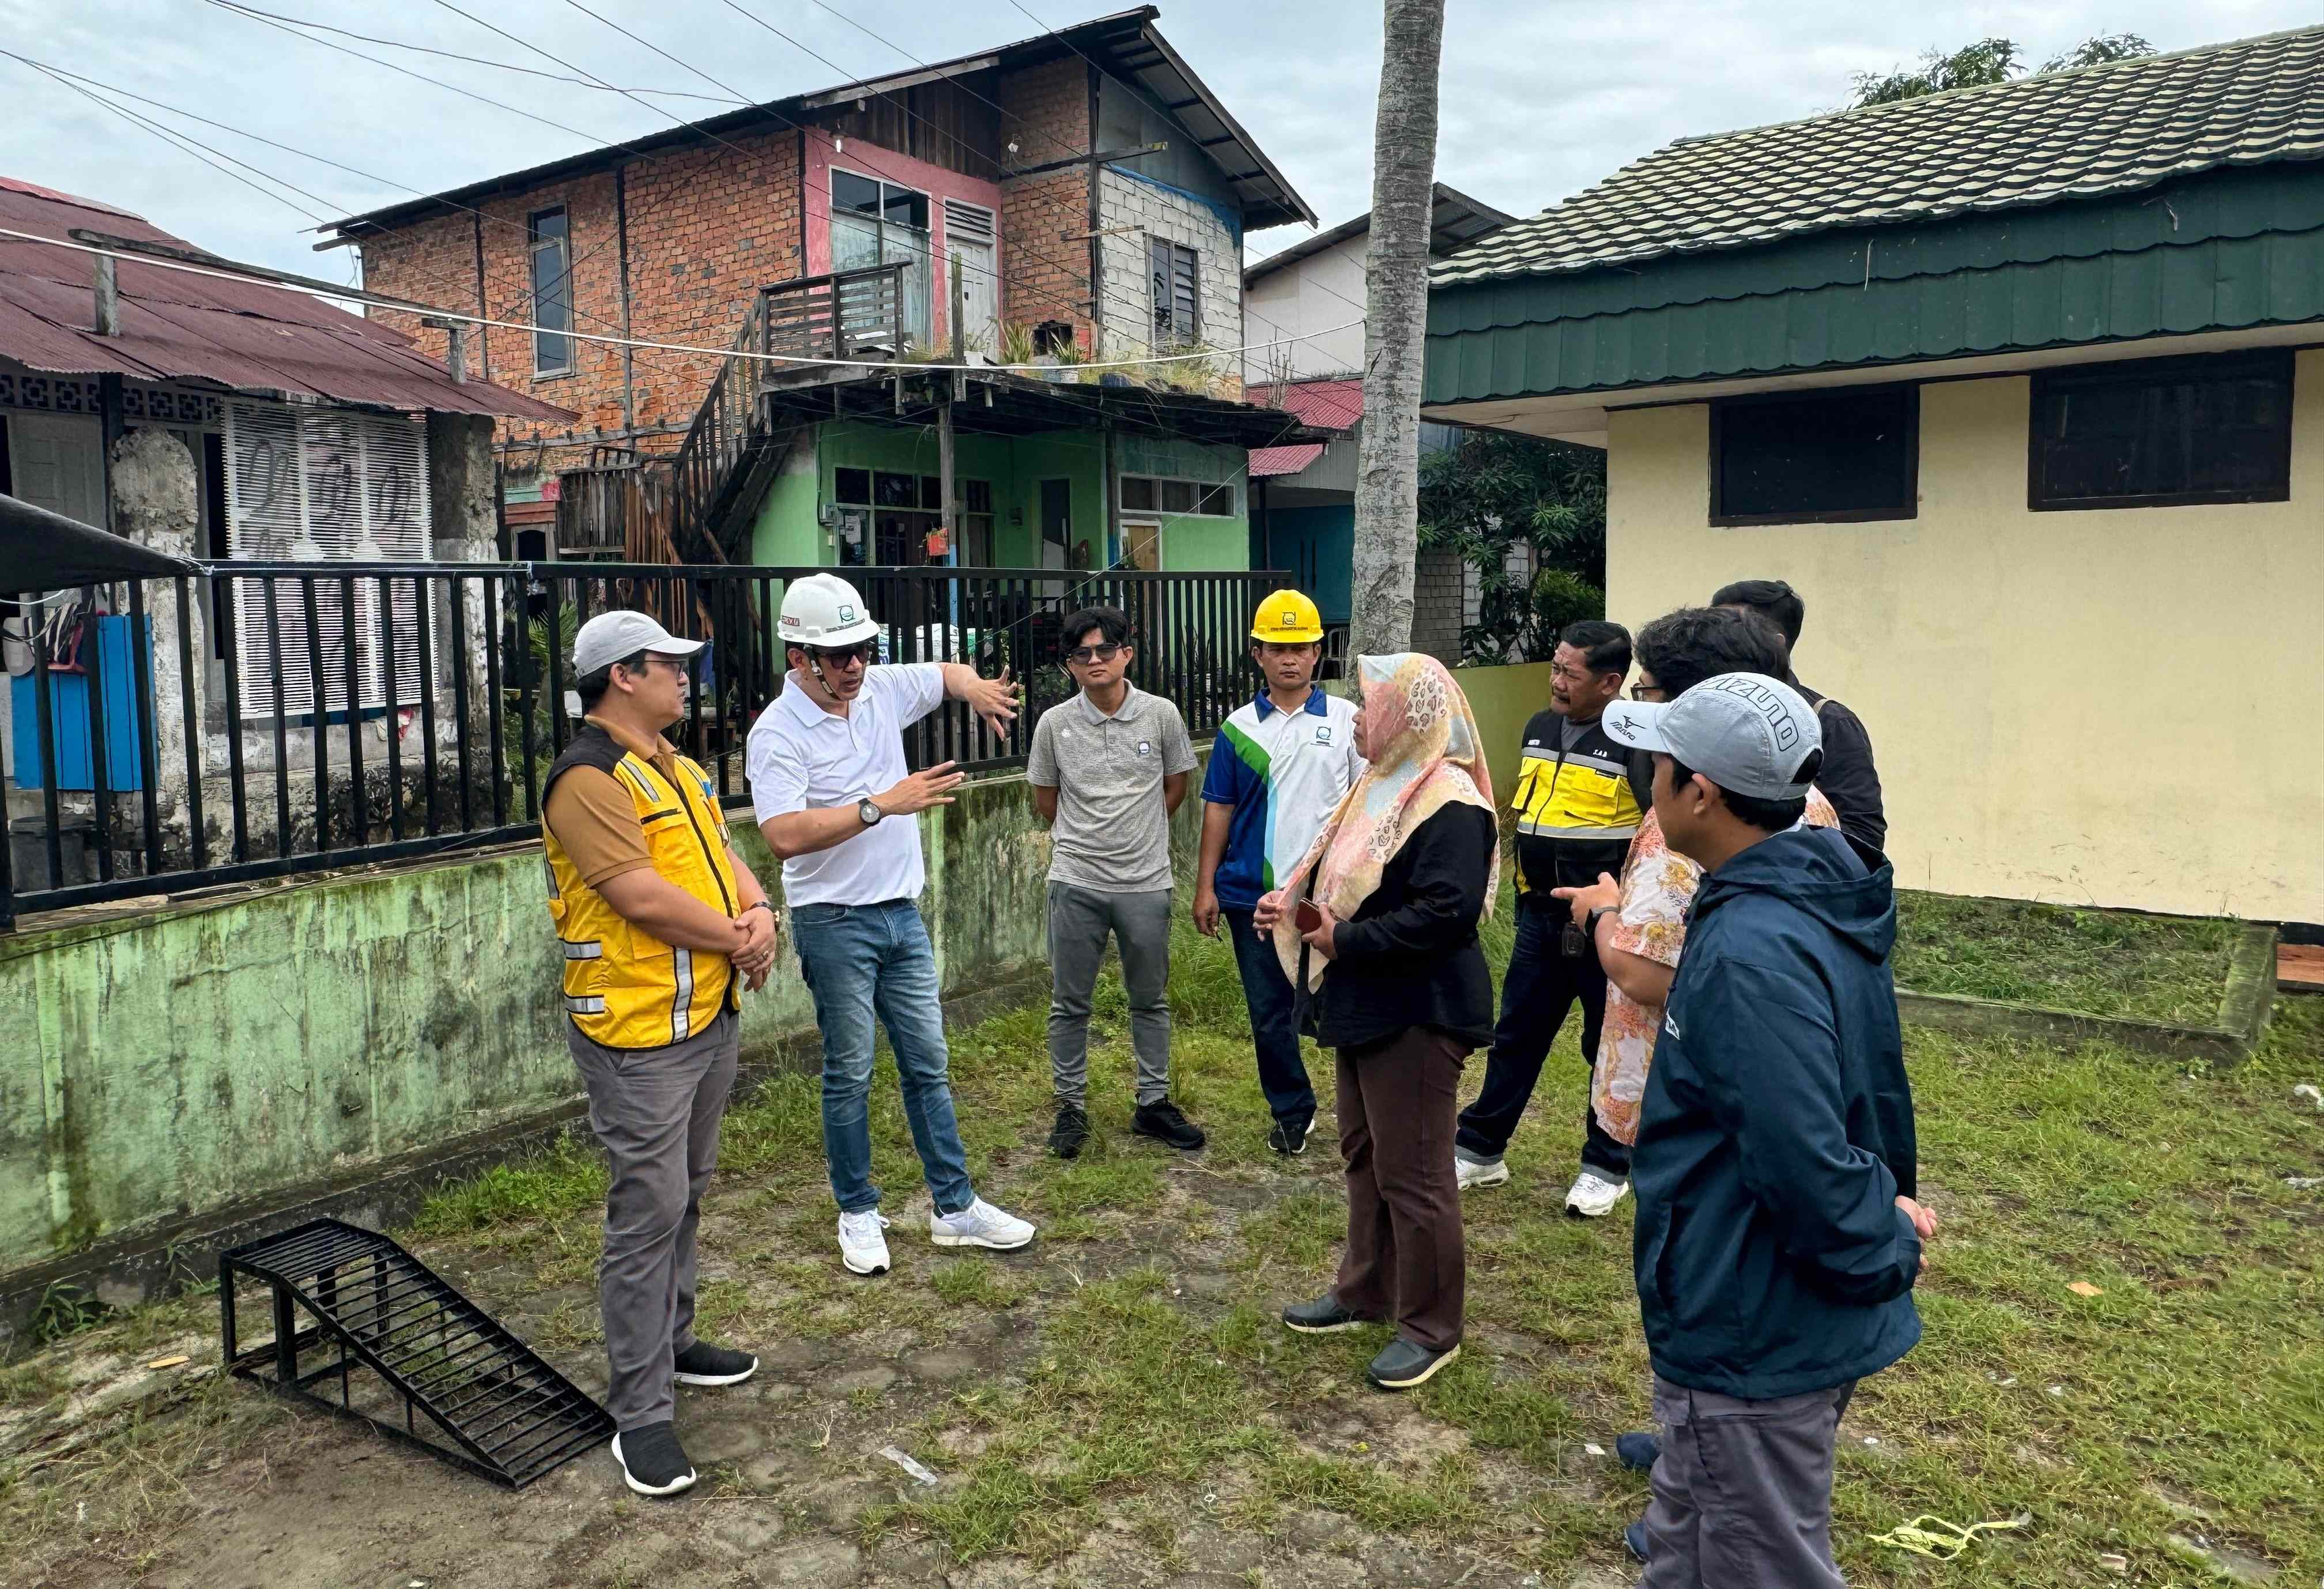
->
xmin=967 ymin=667 xmax=1021 ymax=733
xmin=1550 ymin=872 xmax=1621 ymax=929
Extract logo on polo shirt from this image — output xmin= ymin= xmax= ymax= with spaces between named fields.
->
xmin=1136 ymin=739 xmax=1152 ymax=756
xmin=1316 ymin=726 xmax=1333 ymax=745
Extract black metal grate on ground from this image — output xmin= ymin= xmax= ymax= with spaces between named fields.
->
xmin=220 ymin=1217 xmax=613 ymax=1489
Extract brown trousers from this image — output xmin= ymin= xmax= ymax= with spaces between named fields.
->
xmin=1332 ymin=1026 xmax=1472 ymax=1353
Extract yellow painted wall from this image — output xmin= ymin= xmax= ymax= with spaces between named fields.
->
xmin=1455 ymin=661 xmax=1557 ymax=802
xmin=1605 ymin=355 xmax=2324 ymax=922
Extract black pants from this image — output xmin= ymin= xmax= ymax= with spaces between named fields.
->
xmin=1454 ymin=898 xmax=1631 ymax=1180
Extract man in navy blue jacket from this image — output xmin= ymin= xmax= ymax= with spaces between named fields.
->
xmin=1601 ymin=673 xmax=1935 ymax=1589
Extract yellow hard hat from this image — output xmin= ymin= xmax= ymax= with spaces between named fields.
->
xmin=1251 ymin=588 xmax=1324 ymax=644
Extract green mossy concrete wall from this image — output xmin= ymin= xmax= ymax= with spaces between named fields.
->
xmin=0 ymin=755 xmax=1208 ymax=1277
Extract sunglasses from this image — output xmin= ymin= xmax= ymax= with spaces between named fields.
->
xmin=808 ymin=642 xmax=878 ymax=667
xmin=1066 ymin=643 xmax=1125 ymax=665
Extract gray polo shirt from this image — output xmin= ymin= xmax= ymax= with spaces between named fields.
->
xmin=1026 ymin=682 xmax=1197 ymax=893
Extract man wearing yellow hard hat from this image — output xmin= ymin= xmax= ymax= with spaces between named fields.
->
xmin=1193 ymin=589 xmax=1366 ymax=1153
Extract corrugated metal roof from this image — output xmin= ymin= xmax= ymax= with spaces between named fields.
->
xmin=1248 ymin=443 xmax=1324 ymax=478
xmin=0 ymin=182 xmax=574 ymax=421
xmin=1435 ymin=24 xmax=2324 ymax=286
xmin=1250 ymin=377 xmax=1363 ymax=431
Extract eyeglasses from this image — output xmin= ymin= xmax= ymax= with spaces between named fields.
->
xmin=1630 ymin=684 xmax=1665 ymax=702
xmin=1066 ymin=643 xmax=1124 ymax=664
xmin=808 ymin=642 xmax=877 ymax=667
xmin=632 ymin=654 xmax=691 ymax=677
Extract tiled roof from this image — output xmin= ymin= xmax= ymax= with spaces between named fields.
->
xmin=1434 ymin=24 xmax=2324 ymax=286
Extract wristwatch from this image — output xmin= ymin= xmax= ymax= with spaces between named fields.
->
xmin=741 ymin=900 xmax=775 ymax=920
xmin=1586 ymin=905 xmax=1615 ymax=938
xmin=857 ymin=798 xmax=884 ymax=826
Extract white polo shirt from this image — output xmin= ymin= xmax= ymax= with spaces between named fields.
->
xmin=746 ymin=663 xmax=945 ymax=907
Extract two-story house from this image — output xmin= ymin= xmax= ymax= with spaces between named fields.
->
xmin=325 ymin=6 xmax=1316 ymax=580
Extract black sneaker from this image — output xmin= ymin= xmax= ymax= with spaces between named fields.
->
xmin=1048 ymin=1104 xmax=1090 ymax=1160
xmin=1624 ymin=1520 xmax=1651 ymax=1563
xmin=1365 ymin=1337 xmax=1459 ymax=1391
xmin=673 ymin=1340 xmax=758 ymax=1387
xmin=1267 ymin=1116 xmax=1314 ymax=1156
xmin=1281 ymin=1294 xmax=1372 ymax=1334
xmin=1131 ymin=1099 xmax=1206 ymax=1151
xmin=1616 ymin=1430 xmax=1661 ymax=1472
xmin=610 ymin=1421 xmax=697 ymax=1497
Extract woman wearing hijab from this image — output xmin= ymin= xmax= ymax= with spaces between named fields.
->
xmin=1254 ymin=653 xmax=1500 ymax=1390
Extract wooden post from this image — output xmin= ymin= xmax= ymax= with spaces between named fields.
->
xmin=949 ymin=252 xmax=966 ymax=364
xmin=93 ymin=254 xmax=120 ymax=337
xmin=937 ymin=390 xmax=956 ymax=565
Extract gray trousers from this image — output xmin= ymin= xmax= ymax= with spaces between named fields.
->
xmin=1046 ymin=881 xmax=1172 ymax=1109
xmin=565 ymin=1008 xmax=739 ymax=1431
xmin=1638 ymin=1373 xmax=1857 ymax=1589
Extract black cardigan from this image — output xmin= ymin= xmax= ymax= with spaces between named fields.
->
xmin=1312 ymin=802 xmax=1497 ymax=1052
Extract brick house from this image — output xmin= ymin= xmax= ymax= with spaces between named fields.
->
xmin=323 ymin=6 xmax=1316 ymax=577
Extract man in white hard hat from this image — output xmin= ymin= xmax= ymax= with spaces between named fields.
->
xmin=543 ymin=609 xmax=777 ymax=1497
xmin=746 ymin=573 xmax=1038 ymax=1275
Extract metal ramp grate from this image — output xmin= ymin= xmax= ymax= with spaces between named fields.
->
xmin=220 ymin=1217 xmax=613 ymax=1489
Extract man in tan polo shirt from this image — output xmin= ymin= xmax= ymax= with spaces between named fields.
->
xmin=541 ymin=609 xmax=778 ymax=1497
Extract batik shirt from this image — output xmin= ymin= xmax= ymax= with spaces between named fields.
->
xmin=1592 ymin=790 xmax=1839 ymax=1145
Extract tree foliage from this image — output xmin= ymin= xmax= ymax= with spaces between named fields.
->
xmin=1850 ymin=32 xmax=2153 ymax=107
xmin=1417 ymin=432 xmax=1606 ymax=665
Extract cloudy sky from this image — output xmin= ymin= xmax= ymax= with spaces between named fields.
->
xmin=3 ymin=0 xmax=2314 ymax=299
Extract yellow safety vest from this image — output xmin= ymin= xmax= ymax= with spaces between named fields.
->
xmin=542 ymin=724 xmax=742 ymax=1050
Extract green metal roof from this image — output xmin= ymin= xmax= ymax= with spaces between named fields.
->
xmin=1425 ymin=163 xmax=2324 ymax=407
xmin=1433 ymin=24 xmax=2324 ymax=286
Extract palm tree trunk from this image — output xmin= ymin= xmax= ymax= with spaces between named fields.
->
xmin=1348 ymin=0 xmax=1445 ymax=665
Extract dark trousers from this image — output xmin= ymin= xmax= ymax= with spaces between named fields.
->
xmin=1455 ymin=899 xmax=1631 ymax=1180
xmin=565 ymin=1008 xmax=740 ymax=1432
xmin=1640 ymin=1375 xmax=1858 ymax=1588
xmin=1333 ymin=1026 xmax=1470 ymax=1353
xmin=1225 ymin=906 xmax=1316 ymax=1126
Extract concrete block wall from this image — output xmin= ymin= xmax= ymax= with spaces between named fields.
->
xmin=1412 ymin=543 xmax=1466 ymax=667
xmin=1096 ymin=168 xmax=1242 ymax=368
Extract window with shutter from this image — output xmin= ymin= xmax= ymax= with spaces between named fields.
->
xmin=224 ymin=400 xmax=433 ymax=718
xmin=1149 ymin=237 xmax=1199 ymax=345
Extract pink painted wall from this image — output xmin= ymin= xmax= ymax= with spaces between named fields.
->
xmin=802 ymin=128 xmax=1005 ymax=349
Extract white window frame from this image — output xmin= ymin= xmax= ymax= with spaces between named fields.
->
xmin=829 ymin=166 xmax=934 ymax=348
xmin=529 ymin=206 xmax=574 ymax=376
xmin=1118 ymin=473 xmax=1236 ymax=518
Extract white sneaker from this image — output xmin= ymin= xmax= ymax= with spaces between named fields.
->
xmin=929 ymin=1197 xmax=1036 ymax=1251
xmin=838 ymin=1209 xmax=892 ymax=1275
xmin=1456 ymin=1156 xmax=1510 ymax=1192
xmin=1564 ymin=1170 xmax=1630 ymax=1218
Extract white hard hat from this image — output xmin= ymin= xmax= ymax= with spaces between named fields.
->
xmin=778 ymin=572 xmax=881 ymax=650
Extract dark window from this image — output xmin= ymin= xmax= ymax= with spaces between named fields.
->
xmin=1149 ymin=237 xmax=1199 ymax=344
xmin=1033 ymin=320 xmax=1076 ymax=356
xmin=1040 ymin=478 xmax=1072 ymax=546
xmin=2030 ymin=350 xmax=2292 ymax=511
xmin=1120 ymin=476 xmax=1157 ymax=512
xmin=964 ymin=479 xmax=992 ymax=514
xmin=1160 ymin=479 xmax=1196 ymax=514
xmin=873 ymin=470 xmax=918 ymax=508
xmin=834 ymin=467 xmax=871 ymax=504
xmin=919 ymin=474 xmax=943 ymax=511
xmin=528 ymin=208 xmax=573 ymax=376
xmin=1198 ymin=482 xmax=1233 ymax=516
xmin=1711 ymin=386 xmax=1918 ymax=526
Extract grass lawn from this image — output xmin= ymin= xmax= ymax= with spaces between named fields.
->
xmin=3 ymin=897 xmax=2321 ymax=1588
xmin=1893 ymin=892 xmax=2245 ymax=1026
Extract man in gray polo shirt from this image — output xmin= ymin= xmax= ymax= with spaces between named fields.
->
xmin=1027 ymin=605 xmax=1203 ymax=1158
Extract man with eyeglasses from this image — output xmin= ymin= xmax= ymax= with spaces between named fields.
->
xmin=1027 ymin=605 xmax=1203 ymax=1158
xmin=542 ymin=609 xmax=776 ymax=1497
xmin=1454 ymin=618 xmax=1643 ymax=1217
xmin=747 ymin=573 xmax=1037 ymax=1279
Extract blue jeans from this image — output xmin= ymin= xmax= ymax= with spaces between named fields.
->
xmin=1225 ymin=906 xmax=1316 ymax=1126
xmin=791 ymin=899 xmax=976 ymax=1218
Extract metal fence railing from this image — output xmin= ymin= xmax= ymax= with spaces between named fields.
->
xmin=0 ymin=561 xmax=1284 ymax=927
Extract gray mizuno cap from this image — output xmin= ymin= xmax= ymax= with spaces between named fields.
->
xmin=1599 ymin=672 xmax=1822 ymax=801
xmin=571 ymin=609 xmax=705 ymax=675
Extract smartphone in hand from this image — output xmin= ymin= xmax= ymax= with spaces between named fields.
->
xmin=1294 ymin=899 xmax=1323 ymax=934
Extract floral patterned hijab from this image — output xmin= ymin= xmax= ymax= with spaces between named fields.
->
xmin=1273 ymin=652 xmax=1499 ymax=990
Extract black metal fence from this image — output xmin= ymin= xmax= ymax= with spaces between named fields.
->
xmin=0 ymin=561 xmax=1284 ymax=927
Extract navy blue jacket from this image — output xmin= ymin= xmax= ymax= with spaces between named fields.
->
xmin=1632 ymin=824 xmax=1922 ymax=1400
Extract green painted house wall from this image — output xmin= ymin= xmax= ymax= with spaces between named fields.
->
xmin=0 ymin=757 xmax=1212 ymax=1277
xmin=745 ymin=418 xmax=1252 ymax=572
xmin=1425 ymin=163 xmax=2324 ymax=405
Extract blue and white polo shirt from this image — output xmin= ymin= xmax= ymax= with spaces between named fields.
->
xmin=1201 ymin=686 xmax=1365 ymax=910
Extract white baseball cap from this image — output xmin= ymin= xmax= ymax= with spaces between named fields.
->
xmin=1600 ymin=672 xmax=1822 ymax=801
xmin=571 ymin=609 xmax=705 ymax=676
